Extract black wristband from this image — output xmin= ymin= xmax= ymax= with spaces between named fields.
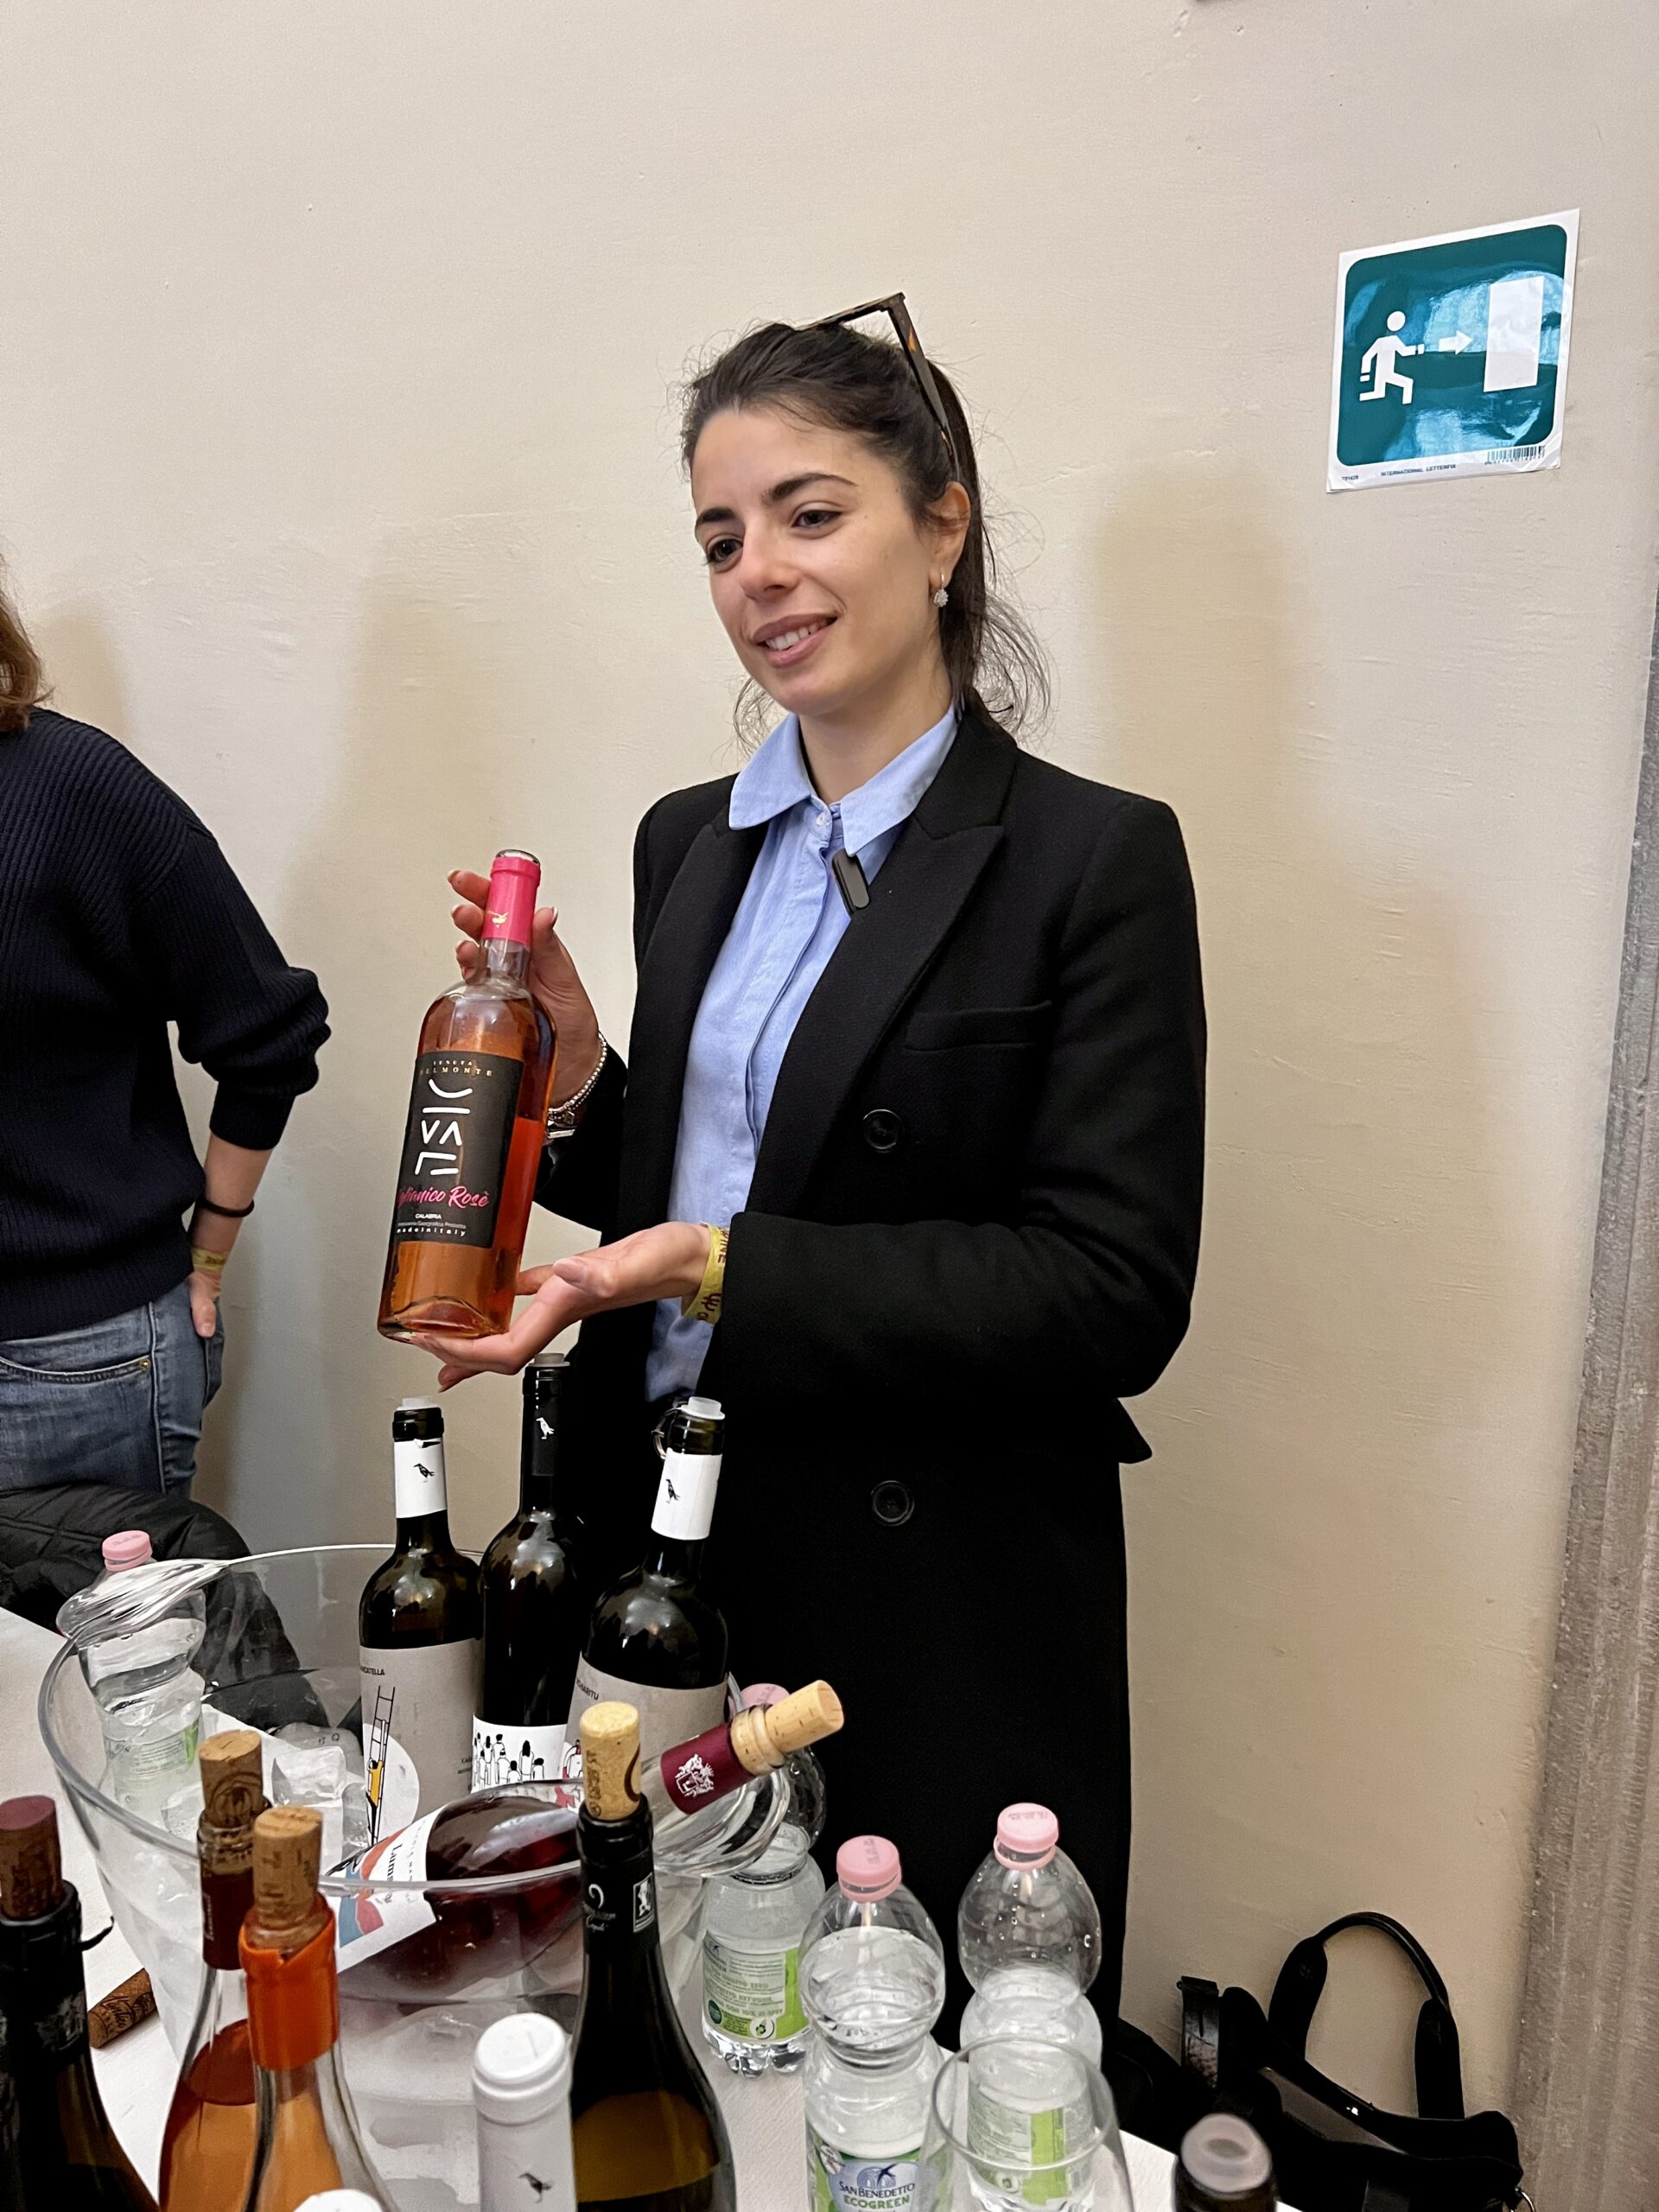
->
xmin=194 ymin=1196 xmax=256 ymax=1222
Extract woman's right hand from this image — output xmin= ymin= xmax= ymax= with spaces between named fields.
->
xmin=448 ymin=868 xmax=603 ymax=1103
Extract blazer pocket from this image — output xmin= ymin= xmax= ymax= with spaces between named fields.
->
xmin=905 ymin=1000 xmax=1054 ymax=1052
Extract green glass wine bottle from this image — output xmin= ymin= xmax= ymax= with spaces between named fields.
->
xmin=359 ymin=1396 xmax=482 ymax=1826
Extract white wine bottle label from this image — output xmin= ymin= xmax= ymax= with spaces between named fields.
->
xmin=333 ymin=1804 xmax=442 ymax=1972
xmin=391 ymin=1049 xmax=519 ymax=1250
xmin=359 ymin=1637 xmax=480 ymax=1822
xmin=808 ymin=2123 xmax=924 ymax=2212
xmin=650 ymin=1446 xmax=721 ymax=1541
xmin=567 ymin=1660 xmax=727 ymax=1765
xmin=702 ymin=1930 xmax=805 ymax=2044
xmin=392 ymin=1433 xmax=449 ymax=1519
xmin=471 ymin=1715 xmax=565 ymax=1789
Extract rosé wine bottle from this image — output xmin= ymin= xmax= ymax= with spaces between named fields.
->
xmin=378 ymin=850 xmax=556 ymax=1343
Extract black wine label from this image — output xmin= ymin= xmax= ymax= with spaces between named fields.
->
xmin=391 ymin=1051 xmax=518 ymax=1249
xmin=582 ymin=1855 xmax=658 ymax=1948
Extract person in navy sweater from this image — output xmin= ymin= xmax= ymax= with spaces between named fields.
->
xmin=0 ymin=572 xmax=328 ymax=1494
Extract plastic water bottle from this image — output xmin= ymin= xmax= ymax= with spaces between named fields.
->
xmin=701 ymin=1683 xmax=828 ymax=2075
xmin=81 ymin=1530 xmax=207 ymax=1816
xmin=801 ymin=1835 xmax=946 ymax=2212
xmin=958 ymin=1802 xmax=1103 ymax=2065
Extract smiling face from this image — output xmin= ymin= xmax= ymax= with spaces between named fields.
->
xmin=690 ymin=404 xmax=968 ymax=740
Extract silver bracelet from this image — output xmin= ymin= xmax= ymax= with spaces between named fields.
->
xmin=545 ymin=1037 xmax=609 ymax=1142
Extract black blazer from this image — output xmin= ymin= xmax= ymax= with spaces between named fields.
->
xmin=541 ymin=702 xmax=1205 ymax=2011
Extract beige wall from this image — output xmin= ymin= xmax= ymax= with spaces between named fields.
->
xmin=7 ymin=0 xmax=1658 ymax=2116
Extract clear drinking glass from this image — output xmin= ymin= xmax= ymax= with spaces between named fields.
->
xmin=919 ymin=2038 xmax=1132 ymax=2212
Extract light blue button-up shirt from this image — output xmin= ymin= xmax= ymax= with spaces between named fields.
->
xmin=645 ymin=702 xmax=959 ymax=1402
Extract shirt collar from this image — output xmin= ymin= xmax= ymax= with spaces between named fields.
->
xmin=728 ymin=703 xmax=960 ymax=859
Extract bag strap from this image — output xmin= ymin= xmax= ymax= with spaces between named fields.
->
xmin=1268 ymin=1912 xmax=1465 ymax=2121
xmin=1179 ymin=1974 xmax=1223 ymax=2093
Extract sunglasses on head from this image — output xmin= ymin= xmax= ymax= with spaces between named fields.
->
xmin=811 ymin=291 xmax=961 ymax=481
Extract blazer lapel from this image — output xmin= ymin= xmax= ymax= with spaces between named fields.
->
xmin=747 ymin=706 xmax=1017 ymax=1218
xmin=620 ymin=810 xmax=764 ymax=1233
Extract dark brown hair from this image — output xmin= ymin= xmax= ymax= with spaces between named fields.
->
xmin=0 ymin=569 xmax=47 ymax=731
xmin=681 ymin=320 xmax=1049 ymax=747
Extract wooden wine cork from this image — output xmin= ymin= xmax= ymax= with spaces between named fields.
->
xmin=760 ymin=1680 xmax=843 ymax=1760
xmin=88 ymin=1968 xmax=156 ymax=2048
xmin=580 ymin=1702 xmax=641 ymax=1821
xmin=200 ymin=1731 xmax=265 ymax=1830
xmin=251 ymin=1804 xmax=321 ymax=1927
xmin=0 ymin=1796 xmax=61 ymax=1921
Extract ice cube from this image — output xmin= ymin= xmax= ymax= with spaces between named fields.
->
xmin=273 ymin=1742 xmax=352 ymax=1868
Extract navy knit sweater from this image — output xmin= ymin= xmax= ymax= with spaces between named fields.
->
xmin=0 ymin=709 xmax=329 ymax=1337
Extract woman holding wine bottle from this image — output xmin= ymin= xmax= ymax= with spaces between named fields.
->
xmin=416 ymin=298 xmax=1206 ymax=2031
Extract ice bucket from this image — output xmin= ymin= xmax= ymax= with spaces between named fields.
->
xmin=38 ymin=1544 xmax=708 ymax=2210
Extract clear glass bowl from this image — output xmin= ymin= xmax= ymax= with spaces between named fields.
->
xmin=39 ymin=1543 xmax=746 ymax=2210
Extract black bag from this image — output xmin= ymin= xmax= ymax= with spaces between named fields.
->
xmin=1179 ymin=1913 xmax=1526 ymax=2212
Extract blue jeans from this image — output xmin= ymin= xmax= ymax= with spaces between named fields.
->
xmin=0 ymin=1282 xmax=225 ymax=1497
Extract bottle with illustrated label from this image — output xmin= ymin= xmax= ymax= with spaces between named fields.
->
xmin=378 ymin=848 xmax=556 ymax=1343
xmin=569 ymin=1702 xmax=735 ymax=2210
xmin=472 ymin=2013 xmax=577 ymax=2212
xmin=82 ymin=1529 xmax=207 ymax=1819
xmin=474 ymin=1352 xmax=586 ymax=1791
xmin=800 ymin=1836 xmax=947 ymax=2212
xmin=0 ymin=1795 xmax=156 ymax=2209
xmin=701 ymin=1684 xmax=827 ymax=2075
xmin=333 ymin=1682 xmax=842 ymax=2000
xmin=158 ymin=1732 xmax=268 ymax=2212
xmin=239 ymin=1807 xmax=391 ymax=2211
xmin=958 ymin=1802 xmax=1103 ymax=2064
xmin=570 ymin=1397 xmax=729 ymax=1763
xmin=359 ymin=1398 xmax=482 ymax=1827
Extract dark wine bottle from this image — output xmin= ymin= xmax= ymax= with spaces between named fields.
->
xmin=359 ymin=1396 xmax=483 ymax=1826
xmin=569 ymin=1396 xmax=728 ymax=1762
xmin=569 ymin=1703 xmax=734 ymax=2211
xmin=333 ymin=1682 xmax=843 ymax=2004
xmin=0 ymin=1795 xmax=156 ymax=2210
xmin=474 ymin=1352 xmax=586 ymax=1789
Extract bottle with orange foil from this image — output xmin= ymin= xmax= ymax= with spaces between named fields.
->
xmin=378 ymin=849 xmax=556 ymax=1342
xmin=238 ymin=1806 xmax=390 ymax=2212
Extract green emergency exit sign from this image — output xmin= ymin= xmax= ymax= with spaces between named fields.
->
xmin=1327 ymin=212 xmax=1579 ymax=492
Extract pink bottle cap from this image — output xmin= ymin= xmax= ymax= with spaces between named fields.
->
xmin=836 ymin=1835 xmax=901 ymax=1900
xmin=995 ymin=1803 xmax=1059 ymax=1869
xmin=101 ymin=1531 xmax=153 ymax=1571
xmin=480 ymin=850 xmax=542 ymax=947
xmin=740 ymin=1684 xmax=788 ymax=1710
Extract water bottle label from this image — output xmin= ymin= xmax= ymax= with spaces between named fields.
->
xmin=965 ymin=2086 xmax=1085 ymax=2208
xmin=109 ymin=1715 xmax=200 ymax=1802
xmin=471 ymin=1715 xmax=564 ymax=1789
xmin=702 ymin=1932 xmax=804 ymax=2043
xmin=808 ymin=2124 xmax=923 ymax=2210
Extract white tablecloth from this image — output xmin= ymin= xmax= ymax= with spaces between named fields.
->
xmin=3 ymin=1601 xmax=1178 ymax=2208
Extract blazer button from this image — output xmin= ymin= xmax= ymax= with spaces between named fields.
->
xmin=870 ymin=1479 xmax=913 ymax=1527
xmin=862 ymin=1107 xmax=906 ymax=1155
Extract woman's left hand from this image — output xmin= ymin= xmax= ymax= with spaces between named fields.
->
xmin=415 ymin=1222 xmax=713 ymax=1389
xmin=187 ymin=1265 xmax=225 ymax=1340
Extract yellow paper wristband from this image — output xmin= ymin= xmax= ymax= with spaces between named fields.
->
xmin=189 ymin=1246 xmax=229 ymax=1276
xmin=682 ymin=1224 xmax=729 ymax=1325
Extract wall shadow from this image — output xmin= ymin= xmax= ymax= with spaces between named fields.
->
xmin=1093 ymin=463 xmax=1533 ymax=2108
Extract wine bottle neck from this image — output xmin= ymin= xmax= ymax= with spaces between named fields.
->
xmin=577 ymin=1805 xmax=668 ymax=1976
xmin=519 ymin=1375 xmax=564 ymax=1513
xmin=393 ymin=1432 xmax=449 ymax=1521
xmin=645 ymin=1535 xmax=704 ymax=1582
xmin=200 ymin=1859 xmax=255 ymax=1974
xmin=482 ymin=934 xmax=531 ymax=984
xmin=0 ymin=1885 xmax=99 ymax=2083
xmin=648 ymin=1445 xmax=721 ymax=1548
xmin=393 ymin=1510 xmax=457 ymax=1552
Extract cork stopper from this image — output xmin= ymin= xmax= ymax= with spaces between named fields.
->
xmin=580 ymin=1702 xmax=641 ymax=1821
xmin=200 ymin=1731 xmax=265 ymax=1828
xmin=730 ymin=1679 xmax=843 ymax=1775
xmin=251 ymin=1804 xmax=321 ymax=1928
xmin=0 ymin=1796 xmax=62 ymax=1922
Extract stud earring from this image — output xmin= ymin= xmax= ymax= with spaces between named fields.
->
xmin=931 ymin=577 xmax=950 ymax=608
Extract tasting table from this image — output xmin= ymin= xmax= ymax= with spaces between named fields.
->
xmin=1 ymin=1600 xmax=1183 ymax=2209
